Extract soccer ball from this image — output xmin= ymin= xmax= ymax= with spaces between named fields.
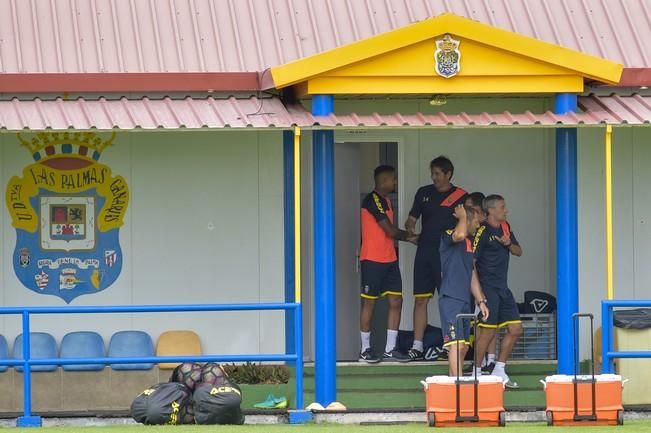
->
xmin=170 ymin=362 xmax=203 ymax=391
xmin=200 ymin=362 xmax=229 ymax=386
xmin=179 ymin=399 xmax=195 ymax=424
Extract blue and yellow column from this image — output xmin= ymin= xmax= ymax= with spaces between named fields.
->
xmin=312 ymin=94 xmax=337 ymax=405
xmin=283 ymin=130 xmax=296 ymax=356
xmin=285 ymin=127 xmax=307 ymax=419
xmin=555 ymin=93 xmax=579 ymax=374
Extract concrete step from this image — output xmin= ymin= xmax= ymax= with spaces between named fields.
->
xmin=297 ymin=362 xmax=553 ymax=409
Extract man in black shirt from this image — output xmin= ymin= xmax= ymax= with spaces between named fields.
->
xmin=403 ymin=156 xmax=466 ymax=361
xmin=438 ymin=204 xmax=489 ymax=376
xmin=465 ymin=192 xmax=498 ymax=372
xmin=472 ymin=195 xmax=523 ymax=388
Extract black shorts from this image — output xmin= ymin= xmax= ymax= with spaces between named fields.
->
xmin=413 ymin=247 xmax=441 ymax=298
xmin=439 ymin=295 xmax=472 ymax=347
xmin=360 ymin=260 xmax=402 ymax=299
xmin=478 ymin=287 xmax=521 ymax=328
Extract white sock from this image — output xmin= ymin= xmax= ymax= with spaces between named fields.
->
xmin=493 ymin=361 xmax=506 ymax=376
xmin=412 ymin=340 xmax=424 ymax=352
xmin=385 ymin=329 xmax=398 ymax=353
xmin=481 ymin=356 xmax=487 ymax=368
xmin=487 ymin=353 xmax=496 ymax=364
xmin=360 ymin=331 xmax=371 ymax=352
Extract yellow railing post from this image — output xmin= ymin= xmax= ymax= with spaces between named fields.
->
xmin=293 ymin=127 xmax=302 ymax=303
xmin=605 ymin=124 xmax=614 ymax=300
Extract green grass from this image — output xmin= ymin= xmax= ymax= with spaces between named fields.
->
xmin=12 ymin=422 xmax=651 ymax=433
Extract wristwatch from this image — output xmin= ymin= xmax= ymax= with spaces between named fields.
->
xmin=478 ymin=298 xmax=488 ymax=305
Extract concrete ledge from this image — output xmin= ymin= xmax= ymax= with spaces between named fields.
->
xmin=312 ymin=410 xmax=651 ymax=424
xmin=314 ymin=411 xmax=425 ymax=424
xmin=0 ymin=411 xmax=649 ymax=427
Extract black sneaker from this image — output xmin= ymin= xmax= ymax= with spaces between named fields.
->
xmin=359 ymin=348 xmax=381 ymax=364
xmin=398 ymin=348 xmax=424 ymax=362
xmin=383 ymin=349 xmax=409 ymax=362
xmin=482 ymin=362 xmax=496 ymax=374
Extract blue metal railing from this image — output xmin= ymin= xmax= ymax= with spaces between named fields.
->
xmin=601 ymin=299 xmax=651 ymax=373
xmin=0 ymin=302 xmax=303 ymax=427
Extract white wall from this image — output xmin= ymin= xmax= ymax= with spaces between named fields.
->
xmin=331 ymin=115 xmax=651 ymax=361
xmin=402 ymin=128 xmax=555 ymax=329
xmin=0 ymin=130 xmax=285 ymax=356
xmin=335 ymin=97 xmax=556 ymax=333
xmin=578 ymin=127 xmax=651 ymax=358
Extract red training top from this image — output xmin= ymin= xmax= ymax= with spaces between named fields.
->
xmin=360 ymin=191 xmax=397 ymax=263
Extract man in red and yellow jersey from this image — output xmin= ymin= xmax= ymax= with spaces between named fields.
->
xmin=359 ymin=166 xmax=417 ymax=363
xmin=403 ymin=156 xmax=467 ymax=361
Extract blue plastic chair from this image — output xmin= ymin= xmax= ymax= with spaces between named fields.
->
xmin=13 ymin=332 xmax=58 ymax=372
xmin=60 ymin=331 xmax=106 ymax=371
xmin=108 ymin=331 xmax=154 ymax=370
xmin=0 ymin=335 xmax=9 ymax=373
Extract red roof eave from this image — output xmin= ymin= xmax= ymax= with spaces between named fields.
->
xmin=0 ymin=68 xmax=649 ymax=94
xmin=0 ymin=72 xmax=261 ymax=93
xmin=616 ymin=68 xmax=651 ymax=87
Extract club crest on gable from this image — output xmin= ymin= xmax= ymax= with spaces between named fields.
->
xmin=434 ymin=34 xmax=461 ymax=78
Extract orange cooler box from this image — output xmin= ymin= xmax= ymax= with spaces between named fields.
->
xmin=542 ymin=374 xmax=625 ymax=426
xmin=422 ymin=375 xmax=505 ymax=427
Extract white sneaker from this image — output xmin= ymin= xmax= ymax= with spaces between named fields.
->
xmin=496 ymin=372 xmax=519 ymax=389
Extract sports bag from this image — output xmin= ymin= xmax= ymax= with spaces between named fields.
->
xmin=193 ymin=381 xmax=244 ymax=425
xmin=524 ymin=290 xmax=557 ymax=314
xmin=131 ymin=382 xmax=192 ymax=425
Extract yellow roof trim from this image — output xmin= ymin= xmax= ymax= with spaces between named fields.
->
xmin=302 ymin=75 xmax=584 ymax=95
xmin=270 ymin=13 xmax=623 ymax=89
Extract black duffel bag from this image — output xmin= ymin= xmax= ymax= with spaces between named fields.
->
xmin=193 ymin=381 xmax=245 ymax=425
xmin=614 ymin=308 xmax=651 ymax=329
xmin=131 ymin=382 xmax=192 ymax=425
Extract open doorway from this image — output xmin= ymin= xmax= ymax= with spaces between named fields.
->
xmin=334 ymin=141 xmax=398 ymax=361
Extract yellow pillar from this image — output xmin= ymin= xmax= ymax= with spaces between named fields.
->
xmin=605 ymin=124 xmax=614 ymax=300
xmin=294 ymin=127 xmax=302 ymax=303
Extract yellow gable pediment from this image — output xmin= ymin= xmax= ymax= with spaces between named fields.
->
xmin=270 ymin=13 xmax=623 ymax=95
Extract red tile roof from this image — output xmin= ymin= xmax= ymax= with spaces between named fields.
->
xmin=0 ymin=0 xmax=648 ymax=75
xmin=0 ymin=95 xmax=648 ymax=131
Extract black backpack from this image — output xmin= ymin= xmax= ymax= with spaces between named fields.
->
xmin=524 ymin=290 xmax=557 ymax=314
xmin=193 ymin=381 xmax=245 ymax=425
xmin=396 ymin=325 xmax=444 ymax=360
xmin=131 ymin=382 xmax=192 ymax=425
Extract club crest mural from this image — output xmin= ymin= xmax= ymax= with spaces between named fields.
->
xmin=5 ymin=132 xmax=129 ymax=303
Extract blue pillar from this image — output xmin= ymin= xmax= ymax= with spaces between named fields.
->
xmin=17 ymin=312 xmax=42 ymax=427
xmin=555 ymin=93 xmax=578 ymax=374
xmin=312 ymin=94 xmax=334 ymax=116
xmin=312 ymin=94 xmax=336 ymax=405
xmin=283 ymin=130 xmax=295 ymax=356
